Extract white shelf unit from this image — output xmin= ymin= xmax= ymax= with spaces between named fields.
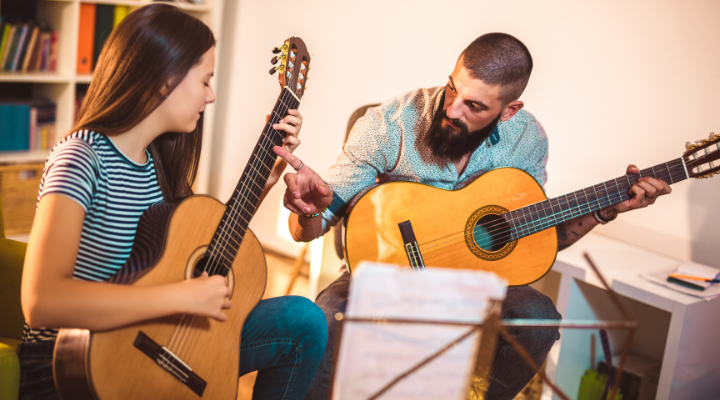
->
xmin=0 ymin=0 xmax=225 ymax=193
xmin=533 ymin=232 xmax=720 ymax=400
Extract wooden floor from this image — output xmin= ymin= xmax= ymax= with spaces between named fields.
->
xmin=234 ymin=251 xmax=544 ymax=400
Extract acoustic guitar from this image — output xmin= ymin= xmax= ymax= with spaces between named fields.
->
xmin=345 ymin=134 xmax=720 ymax=286
xmin=52 ymin=37 xmax=311 ymax=399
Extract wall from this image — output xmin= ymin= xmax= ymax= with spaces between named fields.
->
xmin=210 ymin=0 xmax=720 ymax=266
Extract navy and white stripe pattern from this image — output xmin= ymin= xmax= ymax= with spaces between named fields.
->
xmin=23 ymin=130 xmax=164 ymax=342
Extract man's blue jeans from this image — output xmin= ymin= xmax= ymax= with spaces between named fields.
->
xmin=18 ymin=296 xmax=327 ymax=400
xmin=303 ymin=272 xmax=561 ymax=400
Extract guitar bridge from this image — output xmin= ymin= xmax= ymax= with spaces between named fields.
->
xmin=133 ymin=330 xmax=207 ymax=397
xmin=398 ymin=220 xmax=426 ymax=271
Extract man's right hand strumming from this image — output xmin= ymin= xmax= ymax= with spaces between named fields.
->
xmin=273 ymin=146 xmax=333 ymax=242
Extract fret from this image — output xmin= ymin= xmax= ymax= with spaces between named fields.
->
xmin=600 ymin=182 xmax=611 ymax=208
xmin=612 ymin=178 xmax=624 ymax=204
xmin=508 ymin=157 xmax=689 ymax=242
xmin=237 ymin=181 xmax=261 ymax=200
xmin=548 ymin=198 xmax=563 ymax=225
xmin=253 ymin=151 xmax=275 ymax=172
xmin=244 ymin=165 xmax=269 ymax=189
xmin=207 ymin=86 xmax=301 ymax=267
xmin=526 ymin=207 xmax=537 ymax=234
xmin=517 ymin=209 xmax=529 ymax=237
xmin=532 ymin=203 xmax=543 ymax=233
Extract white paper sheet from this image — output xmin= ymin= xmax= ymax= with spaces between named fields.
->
xmin=332 ymin=262 xmax=507 ymax=400
xmin=640 ymin=261 xmax=720 ymax=299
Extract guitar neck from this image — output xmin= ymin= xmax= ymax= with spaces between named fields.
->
xmin=505 ymin=157 xmax=689 ymax=241
xmin=206 ymin=87 xmax=300 ymax=272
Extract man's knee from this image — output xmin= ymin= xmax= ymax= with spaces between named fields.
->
xmin=502 ymin=286 xmax=562 ymax=344
xmin=503 ymin=286 xmax=561 ymax=320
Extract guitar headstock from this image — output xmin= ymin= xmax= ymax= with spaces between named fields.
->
xmin=269 ymin=37 xmax=310 ymax=100
xmin=684 ymin=133 xmax=720 ymax=179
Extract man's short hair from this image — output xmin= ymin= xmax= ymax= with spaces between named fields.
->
xmin=461 ymin=33 xmax=533 ymax=105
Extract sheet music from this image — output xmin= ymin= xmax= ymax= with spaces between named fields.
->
xmin=332 ymin=262 xmax=507 ymax=400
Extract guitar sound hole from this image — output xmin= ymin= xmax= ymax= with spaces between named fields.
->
xmin=473 ymin=214 xmax=511 ymax=252
xmin=193 ymin=255 xmax=228 ymax=278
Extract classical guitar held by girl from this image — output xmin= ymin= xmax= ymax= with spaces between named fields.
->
xmin=52 ymin=37 xmax=311 ymax=400
xmin=345 ymin=134 xmax=720 ymax=285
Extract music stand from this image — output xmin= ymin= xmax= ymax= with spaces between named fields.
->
xmin=329 ymin=253 xmax=635 ymax=400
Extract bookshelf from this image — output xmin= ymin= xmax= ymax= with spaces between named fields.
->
xmin=0 ymin=0 xmax=226 ymax=194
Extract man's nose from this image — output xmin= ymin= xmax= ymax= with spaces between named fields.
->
xmin=445 ymin=97 xmax=464 ymax=120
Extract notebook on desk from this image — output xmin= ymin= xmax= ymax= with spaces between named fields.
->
xmin=641 ymin=261 xmax=720 ymax=299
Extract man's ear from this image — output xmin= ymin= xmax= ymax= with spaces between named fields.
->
xmin=500 ymin=101 xmax=524 ymax=121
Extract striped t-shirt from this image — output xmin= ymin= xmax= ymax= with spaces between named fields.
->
xmin=23 ymin=130 xmax=164 ymax=342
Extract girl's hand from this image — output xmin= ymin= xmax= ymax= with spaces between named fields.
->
xmin=267 ymin=109 xmax=302 ymax=186
xmin=180 ymin=272 xmax=232 ymax=322
xmin=273 ymin=109 xmax=302 ymax=153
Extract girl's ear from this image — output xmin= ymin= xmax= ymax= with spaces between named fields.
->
xmin=160 ymin=82 xmax=171 ymax=99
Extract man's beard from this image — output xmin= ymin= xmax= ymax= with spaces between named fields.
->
xmin=424 ymin=109 xmax=502 ymax=162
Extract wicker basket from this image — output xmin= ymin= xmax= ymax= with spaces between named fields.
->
xmin=0 ymin=163 xmax=43 ymax=235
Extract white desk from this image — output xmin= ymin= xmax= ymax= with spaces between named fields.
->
xmin=537 ymin=232 xmax=720 ymax=400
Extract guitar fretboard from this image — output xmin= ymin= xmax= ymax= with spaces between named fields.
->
xmin=504 ymin=158 xmax=688 ymax=242
xmin=205 ymin=87 xmax=300 ymax=275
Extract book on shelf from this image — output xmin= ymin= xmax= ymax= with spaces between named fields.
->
xmin=77 ymin=3 xmax=96 ymax=74
xmin=0 ymin=18 xmax=58 ymax=73
xmin=0 ymin=99 xmax=56 ymax=152
xmin=77 ymin=4 xmax=131 ymax=73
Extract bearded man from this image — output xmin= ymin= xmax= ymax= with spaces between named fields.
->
xmin=275 ymin=32 xmax=671 ymax=400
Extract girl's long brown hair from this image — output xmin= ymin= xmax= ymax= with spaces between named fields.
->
xmin=72 ymin=4 xmax=216 ymax=202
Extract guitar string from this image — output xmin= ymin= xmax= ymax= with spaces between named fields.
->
xmin=422 ymin=176 xmax=688 ymax=269
xmin=417 ymin=159 xmax=686 ymax=252
xmin=169 ymin=111 xmax=287 ymax=356
xmin=420 ymin=167 xmax=687 ymax=263
xmin=202 ymin=89 xmax=292 ymax=278
xmin=170 ymin=119 xmax=283 ymax=356
xmin=171 ymin=91 xmax=292 ymax=354
xmin=415 ymin=168 xmax=688 ymax=267
xmin=415 ymin=160 xmax=685 ymax=254
xmin=170 ymin=89 xmax=297 ymax=355
xmin=407 ymin=166 xmax=686 ymax=266
xmin=416 ymin=158 xmax=688 ymax=252
xmin=205 ymin=89 xmax=293 ymax=276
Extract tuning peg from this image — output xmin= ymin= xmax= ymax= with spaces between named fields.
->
xmin=269 ymin=66 xmax=279 ymax=75
xmin=272 ymin=47 xmax=282 ymax=54
xmin=271 ymin=56 xmax=279 ymax=64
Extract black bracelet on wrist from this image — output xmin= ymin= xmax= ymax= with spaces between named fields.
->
xmin=593 ymin=208 xmax=617 ymax=224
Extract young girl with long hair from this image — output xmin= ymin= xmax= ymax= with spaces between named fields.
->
xmin=18 ymin=4 xmax=327 ymax=399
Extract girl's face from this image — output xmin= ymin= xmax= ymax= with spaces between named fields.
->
xmin=162 ymin=47 xmax=216 ymax=133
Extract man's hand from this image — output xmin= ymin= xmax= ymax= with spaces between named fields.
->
xmin=615 ymin=164 xmax=672 ymax=214
xmin=273 ymin=146 xmax=333 ymax=215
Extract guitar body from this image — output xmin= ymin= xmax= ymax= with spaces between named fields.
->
xmin=345 ymin=168 xmax=557 ymax=286
xmin=54 ymin=195 xmax=267 ymax=399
